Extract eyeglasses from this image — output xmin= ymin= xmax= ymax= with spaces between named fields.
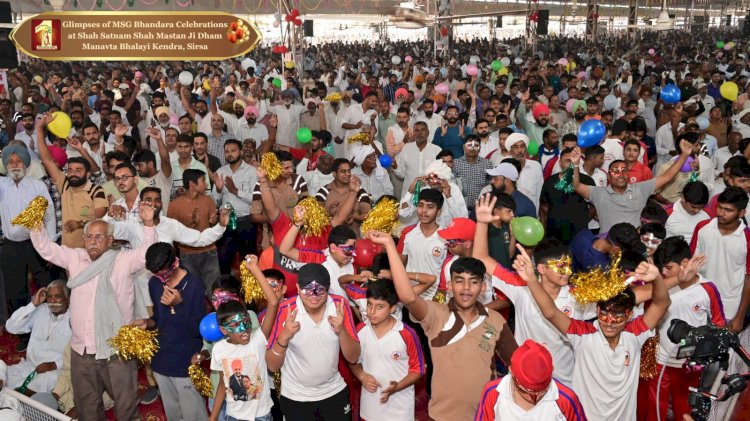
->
xmin=640 ymin=234 xmax=663 ymax=247
xmin=113 ymin=175 xmax=134 ymax=183
xmin=300 ymin=283 xmax=328 ymax=297
xmin=336 ymin=244 xmax=356 ymax=255
xmin=597 ymin=309 xmax=630 ymax=325
xmin=609 ymin=168 xmax=629 ymax=176
xmin=545 ymin=256 xmax=572 ymax=276
xmin=221 ymin=313 xmax=253 ymax=334
xmin=83 ymin=233 xmax=111 ymax=242
xmin=445 ymin=239 xmax=472 ymax=248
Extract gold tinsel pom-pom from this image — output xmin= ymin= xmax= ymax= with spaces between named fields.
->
xmin=107 ymin=326 xmax=159 ymax=363
xmin=361 ymin=198 xmax=400 ymax=236
xmin=11 ymin=196 xmax=49 ymax=229
xmin=569 ymin=254 xmax=626 ymax=305
xmin=239 ymin=261 xmax=265 ymax=306
xmin=347 ymin=132 xmax=372 ymax=145
xmin=639 ymin=335 xmax=660 ymax=380
xmin=323 ymin=93 xmax=342 ymax=102
xmin=260 ymin=153 xmax=283 ymax=182
xmin=297 ymin=197 xmax=331 ymax=237
xmin=433 ymin=291 xmax=447 ymax=304
xmin=188 ymin=364 xmax=214 ymax=398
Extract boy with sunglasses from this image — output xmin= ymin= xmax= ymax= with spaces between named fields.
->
xmin=513 ymin=241 xmax=671 ymax=421
xmin=265 ymin=263 xmax=360 ymax=421
xmin=279 ymin=205 xmax=358 ymax=299
xmin=474 ymin=196 xmax=595 ymax=386
xmin=208 ymin=256 xmax=280 ymax=421
xmin=475 ymin=339 xmax=586 ymax=420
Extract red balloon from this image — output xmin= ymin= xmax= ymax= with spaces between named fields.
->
xmin=291 ymin=8 xmax=300 ymax=17
xmin=285 ymin=14 xmax=293 ymax=22
xmin=294 ymin=18 xmax=302 ymax=26
xmin=279 ymin=45 xmax=289 ymax=53
xmin=440 ymin=27 xmax=448 ymax=37
xmin=353 ymin=239 xmax=383 ymax=269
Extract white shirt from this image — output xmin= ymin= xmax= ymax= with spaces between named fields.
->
xmin=655 ymin=122 xmax=684 ymax=168
xmin=13 ymin=130 xmax=40 ymax=161
xmin=111 ymin=216 xmax=226 ymax=249
xmin=213 ymin=161 xmax=258 ymax=218
xmin=478 ymin=135 xmax=500 ymax=159
xmin=0 ymin=177 xmax=56 ymax=242
xmin=715 ymin=146 xmax=740 ymax=173
xmin=321 ymin=250 xmax=353 ymax=299
xmin=236 ymin=123 xmax=269 ymax=146
xmin=351 ymin=166 xmax=394 ymax=204
xmin=665 ymin=200 xmax=710 ymax=244
xmin=5 ymin=303 xmax=71 ymax=369
xmin=268 ymin=103 xmax=307 ymax=149
xmin=397 ymin=223 xmax=447 ymax=300
xmin=392 ymin=142 xmax=443 ymax=198
xmin=517 ymin=160 xmax=544 ymax=213
xmin=210 ymin=330 xmax=273 ymax=419
xmin=579 ymin=163 xmax=607 ymax=187
xmin=340 ymin=103 xmax=377 ymax=141
xmin=491 ymin=376 xmax=570 ymax=421
xmin=398 ymin=184 xmax=468 ymax=230
xmin=357 ymin=319 xmax=423 ymax=421
xmin=693 ymin=218 xmax=750 ymax=320
xmin=491 ymin=266 xmax=595 ymax=386
xmin=599 ymin=138 xmax=625 ymax=171
xmin=567 ymin=317 xmax=655 ymax=421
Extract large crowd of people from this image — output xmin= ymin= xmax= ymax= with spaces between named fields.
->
xmin=0 ymin=23 xmax=748 ymax=421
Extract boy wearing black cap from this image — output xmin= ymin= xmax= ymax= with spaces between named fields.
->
xmin=475 ymin=339 xmax=586 ymax=420
xmin=265 ymin=263 xmax=360 ymax=420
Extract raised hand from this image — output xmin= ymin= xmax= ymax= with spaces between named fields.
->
xmin=244 ymin=254 xmax=259 ymax=270
xmin=634 ymin=261 xmax=660 ymax=282
xmin=115 ymin=124 xmax=129 ymax=137
xmin=678 ymin=139 xmax=692 ymax=156
xmin=475 ymin=194 xmax=500 ymax=225
xmin=218 ymin=207 xmax=230 ymax=227
xmin=32 ymin=287 xmax=47 ymax=307
xmin=160 ymin=286 xmax=183 ymax=306
xmin=512 ymin=245 xmax=536 ymax=282
xmin=139 ymin=201 xmax=156 ymax=222
xmin=367 ymin=230 xmax=395 ymax=246
xmin=279 ymin=309 xmax=301 ymax=345
xmin=328 ymin=301 xmax=346 ymax=335
xmin=678 ymin=254 xmax=706 ymax=283
xmin=256 ymin=167 xmax=267 ymax=183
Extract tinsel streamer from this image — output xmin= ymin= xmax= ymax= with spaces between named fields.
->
xmin=223 ymin=203 xmax=238 ymax=231
xmin=323 ymin=93 xmax=342 ymax=102
xmin=433 ymin=291 xmax=447 ymax=304
xmin=11 ymin=196 xmax=49 ymax=229
xmin=346 ymin=132 xmax=372 ymax=145
xmin=188 ymin=364 xmax=213 ymax=397
xmin=639 ymin=335 xmax=660 ymax=380
xmin=411 ymin=180 xmax=423 ymax=206
xmin=239 ymin=261 xmax=265 ymax=306
xmin=15 ymin=371 xmax=36 ymax=394
xmin=107 ymin=326 xmax=159 ymax=363
xmin=361 ymin=198 xmax=399 ymax=235
xmin=554 ymin=165 xmax=575 ymax=193
xmin=687 ymin=171 xmax=700 ymax=183
xmin=273 ymin=371 xmax=282 ymax=397
xmin=260 ymin=152 xmax=283 ymax=181
xmin=297 ymin=197 xmax=330 ymax=237
xmin=569 ymin=253 xmax=626 ymax=304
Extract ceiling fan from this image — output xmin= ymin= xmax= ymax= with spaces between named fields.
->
xmin=389 ymin=2 xmax=431 ymax=29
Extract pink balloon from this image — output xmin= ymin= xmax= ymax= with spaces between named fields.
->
xmin=577 ymin=71 xmax=587 ymax=80
xmin=435 ymin=83 xmax=450 ymax=95
xmin=169 ymin=115 xmax=179 ymax=125
xmin=405 ymin=55 xmax=413 ymax=63
xmin=566 ymin=98 xmax=576 ymax=114
xmin=273 ymin=21 xmax=280 ymax=28
xmin=466 ymin=64 xmax=478 ymax=76
xmin=433 ymin=102 xmax=438 ymax=113
xmin=558 ymin=58 xmax=568 ymax=66
xmin=724 ymin=44 xmax=732 ymax=51
xmin=414 ymin=90 xmax=422 ymax=99
xmin=648 ymin=48 xmax=655 ymax=55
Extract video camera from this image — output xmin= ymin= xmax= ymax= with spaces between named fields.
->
xmin=668 ymin=319 xmax=750 ymax=421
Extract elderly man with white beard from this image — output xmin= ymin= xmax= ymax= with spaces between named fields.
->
xmin=1 ymin=281 xmax=72 ymax=396
xmin=0 ymin=143 xmax=56 ymax=324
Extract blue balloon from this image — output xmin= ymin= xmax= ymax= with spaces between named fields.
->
xmin=660 ymin=84 xmax=681 ymax=104
xmin=199 ymin=312 xmax=223 ymax=342
xmin=577 ymin=119 xmax=606 ymax=148
xmin=378 ymin=154 xmax=393 ymax=168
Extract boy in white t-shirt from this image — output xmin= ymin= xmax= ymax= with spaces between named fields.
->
xmin=351 ymin=279 xmax=425 ymax=420
xmin=209 ymin=256 xmax=280 ymax=421
xmin=513 ymin=241 xmax=671 ymax=421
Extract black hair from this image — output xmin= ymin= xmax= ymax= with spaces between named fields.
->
xmin=597 ymin=288 xmax=636 ymax=313
xmin=396 ymin=106 xmax=410 ymax=115
xmin=608 ymin=222 xmax=646 ymax=255
xmin=262 ymin=269 xmax=285 ymax=284
xmin=559 ymin=147 xmax=575 ymax=159
xmin=449 ymin=256 xmax=486 ymax=279
xmin=133 ymin=150 xmax=157 ymax=166
xmin=139 ymin=187 xmax=161 ymax=200
xmin=331 ymin=158 xmax=351 ymax=173
xmin=620 ymin=250 xmax=646 ymax=273
xmin=675 ymin=132 xmax=700 ymax=149
xmin=67 ymin=157 xmax=91 ymax=173
xmin=211 ymin=275 xmax=242 ymax=296
xmin=639 ymin=222 xmax=666 ymax=239
xmin=275 ymin=150 xmax=293 ymax=163
xmin=418 ymin=188 xmax=444 ymax=209
xmin=561 ymin=133 xmax=578 ymax=145
xmin=328 ymin=225 xmax=357 ymax=246
xmin=193 ymin=132 xmax=208 ymax=143
xmin=739 ymin=138 xmax=750 ymax=155
xmin=366 ymin=279 xmax=398 ymax=306
xmin=718 ymin=186 xmax=749 ymax=211
xmin=182 ymin=169 xmax=206 ymax=188
xmin=217 ymin=300 xmax=247 ymax=324
xmin=653 ymin=237 xmax=691 ymax=269
xmin=105 ymin=150 xmax=130 ymax=166
xmin=224 ymin=138 xmax=242 ymax=150
xmin=82 ymin=122 xmax=99 ymax=133
xmin=436 ymin=150 xmax=453 ymax=160
xmin=730 ymin=163 xmax=750 ymax=179
xmin=623 ymin=139 xmax=641 ymax=150
xmin=145 ymin=242 xmax=178 ymax=273
xmin=533 ymin=238 xmax=569 ymax=264
xmin=464 ymin=134 xmax=480 ymax=144
xmin=682 ymin=181 xmax=709 ymax=205
xmin=114 ymin=162 xmax=137 ymax=177
xmin=492 ymin=192 xmax=516 ymax=211
xmin=641 ymin=199 xmax=669 ymax=225
xmin=370 ymin=252 xmax=390 ymax=275
xmin=176 ymin=134 xmax=193 ymax=145
xmin=725 ymin=155 xmax=747 ymax=171
xmin=501 ymin=157 xmax=522 ymax=174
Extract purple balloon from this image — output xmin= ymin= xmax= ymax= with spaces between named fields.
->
xmin=680 ymin=156 xmax=694 ymax=173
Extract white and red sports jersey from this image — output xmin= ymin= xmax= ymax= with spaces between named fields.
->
xmin=344 ymin=283 xmax=403 ymax=323
xmin=657 ymin=277 xmax=726 ymax=367
xmin=357 ymin=318 xmax=425 ymax=420
xmin=266 ymin=295 xmax=358 ymax=401
xmin=474 ymin=376 xmax=586 ymax=421
xmin=690 ymin=218 xmax=750 ymax=319
xmin=566 ymin=317 xmax=654 ymax=421
xmin=398 ymin=224 xmax=446 ymax=300
xmin=491 ymin=264 xmax=596 ymax=386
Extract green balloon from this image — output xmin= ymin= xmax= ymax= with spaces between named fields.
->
xmin=272 ymin=78 xmax=282 ymax=89
xmin=296 ymin=127 xmax=312 ymax=143
xmin=716 ymin=41 xmax=725 ymax=49
xmin=527 ymin=141 xmax=539 ymax=156
xmin=491 ymin=60 xmax=502 ymax=72
xmin=510 ymin=216 xmax=545 ymax=246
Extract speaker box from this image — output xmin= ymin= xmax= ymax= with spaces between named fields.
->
xmin=744 ymin=14 xmax=750 ymax=36
xmin=725 ymin=14 xmax=732 ymax=26
xmin=537 ymin=10 xmax=549 ymax=35
xmin=0 ymin=29 xmax=18 ymax=69
xmin=0 ymin=2 xmax=11 ymax=24
xmin=303 ymin=20 xmax=313 ymax=37
xmin=496 ymin=16 xmax=502 ymax=28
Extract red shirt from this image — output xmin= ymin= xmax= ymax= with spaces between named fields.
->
xmin=628 ymin=162 xmax=652 ymax=184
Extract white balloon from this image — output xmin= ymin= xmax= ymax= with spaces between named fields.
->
xmin=241 ymin=58 xmax=256 ymax=71
xmin=619 ymin=83 xmax=629 ymax=93
xmin=469 ymin=55 xmax=480 ymax=65
xmin=178 ymin=71 xmax=194 ymax=86
xmin=514 ymin=57 xmax=523 ymax=65
xmin=501 ymin=57 xmax=511 ymax=67
xmin=392 ymin=55 xmax=402 ymax=65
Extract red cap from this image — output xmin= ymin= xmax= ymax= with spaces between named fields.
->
xmin=511 ymin=340 xmax=553 ymax=392
xmin=438 ymin=218 xmax=476 ymax=241
xmin=532 ymin=103 xmax=550 ymax=119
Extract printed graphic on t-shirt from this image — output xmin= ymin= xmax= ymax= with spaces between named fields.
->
xmin=222 ymin=356 xmax=264 ymax=402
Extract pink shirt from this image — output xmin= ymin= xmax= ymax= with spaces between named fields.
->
xmin=31 ymin=227 xmax=156 ymax=356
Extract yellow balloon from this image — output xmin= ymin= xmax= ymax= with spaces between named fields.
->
xmin=720 ymin=81 xmax=739 ymax=102
xmin=202 ymin=79 xmax=211 ymax=91
xmin=48 ymin=112 xmax=72 ymax=139
xmin=285 ymin=60 xmax=295 ymax=69
xmin=498 ymin=67 xmax=509 ymax=76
